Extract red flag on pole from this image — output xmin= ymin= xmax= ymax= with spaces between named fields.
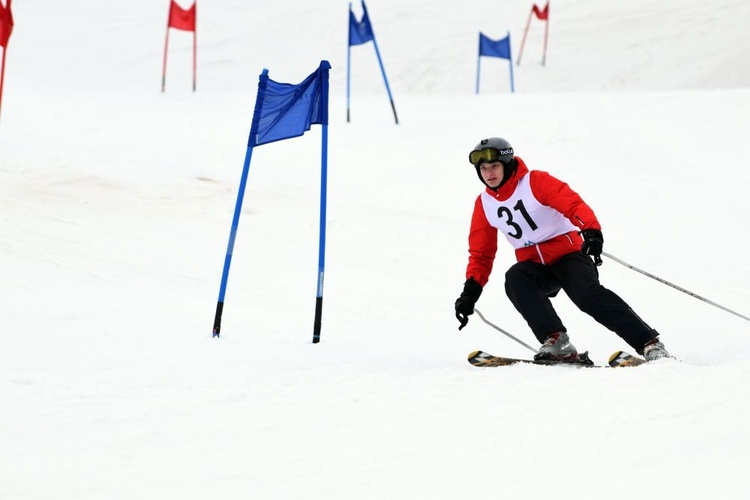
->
xmin=517 ymin=2 xmax=550 ymax=66
xmin=532 ymin=3 xmax=549 ymax=21
xmin=0 ymin=0 xmax=14 ymax=121
xmin=168 ymin=0 xmax=196 ymax=32
xmin=0 ymin=0 xmax=14 ymax=48
xmin=162 ymin=1 xmax=197 ymax=92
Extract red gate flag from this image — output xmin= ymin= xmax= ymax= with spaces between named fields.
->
xmin=533 ymin=2 xmax=549 ymax=21
xmin=169 ymin=0 xmax=196 ymax=32
xmin=0 ymin=0 xmax=14 ymax=48
xmin=162 ymin=0 xmax=197 ymax=91
xmin=517 ymin=1 xmax=550 ymax=66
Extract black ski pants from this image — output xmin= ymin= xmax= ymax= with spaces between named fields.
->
xmin=504 ymin=251 xmax=658 ymax=353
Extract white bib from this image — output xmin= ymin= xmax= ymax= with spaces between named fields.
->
xmin=480 ymin=174 xmax=577 ymax=250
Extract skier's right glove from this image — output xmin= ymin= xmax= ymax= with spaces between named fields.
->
xmin=581 ymin=228 xmax=604 ymax=266
xmin=454 ymin=278 xmax=483 ymax=331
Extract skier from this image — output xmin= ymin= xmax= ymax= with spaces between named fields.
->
xmin=454 ymin=137 xmax=670 ymax=362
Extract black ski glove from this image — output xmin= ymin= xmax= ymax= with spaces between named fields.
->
xmin=455 ymin=278 xmax=483 ymax=331
xmin=581 ymin=228 xmax=604 ymax=265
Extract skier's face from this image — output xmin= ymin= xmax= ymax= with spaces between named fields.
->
xmin=479 ymin=161 xmax=505 ymax=188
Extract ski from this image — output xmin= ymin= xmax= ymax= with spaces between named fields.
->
xmin=467 ymin=350 xmax=599 ymax=368
xmin=608 ymin=350 xmax=647 ymax=368
xmin=468 ymin=349 xmax=653 ymax=369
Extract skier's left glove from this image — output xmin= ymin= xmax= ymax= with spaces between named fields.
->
xmin=455 ymin=278 xmax=483 ymax=331
xmin=581 ymin=228 xmax=604 ymax=265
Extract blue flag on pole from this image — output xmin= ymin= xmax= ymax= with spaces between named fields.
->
xmin=349 ymin=3 xmax=374 ymax=46
xmin=346 ymin=0 xmax=398 ymax=124
xmin=479 ymin=32 xmax=511 ymax=59
xmin=476 ymin=32 xmax=515 ymax=94
xmin=249 ymin=61 xmax=332 ymax=147
xmin=213 ymin=60 xmax=332 ymax=339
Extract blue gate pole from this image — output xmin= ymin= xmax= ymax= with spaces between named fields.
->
xmin=370 ymin=37 xmax=399 ymax=124
xmin=312 ymin=123 xmax=329 ymax=343
xmin=213 ymin=145 xmax=255 ymax=338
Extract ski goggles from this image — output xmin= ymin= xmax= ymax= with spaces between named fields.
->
xmin=469 ymin=147 xmax=514 ymax=166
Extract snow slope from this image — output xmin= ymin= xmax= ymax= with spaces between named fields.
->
xmin=2 ymin=1 xmax=749 ymax=499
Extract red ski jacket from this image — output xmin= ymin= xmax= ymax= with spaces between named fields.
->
xmin=465 ymin=157 xmax=601 ymax=286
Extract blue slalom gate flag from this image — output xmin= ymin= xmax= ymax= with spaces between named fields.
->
xmin=346 ymin=1 xmax=397 ymax=124
xmin=479 ymin=32 xmax=511 ymax=59
xmin=348 ymin=3 xmax=374 ymax=46
xmin=249 ymin=61 xmax=331 ymax=147
xmin=214 ymin=61 xmax=332 ymax=343
xmin=476 ymin=31 xmax=515 ymax=94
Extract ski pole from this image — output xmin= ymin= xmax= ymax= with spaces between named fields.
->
xmin=474 ymin=308 xmax=538 ymax=353
xmin=602 ymin=251 xmax=750 ymax=323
